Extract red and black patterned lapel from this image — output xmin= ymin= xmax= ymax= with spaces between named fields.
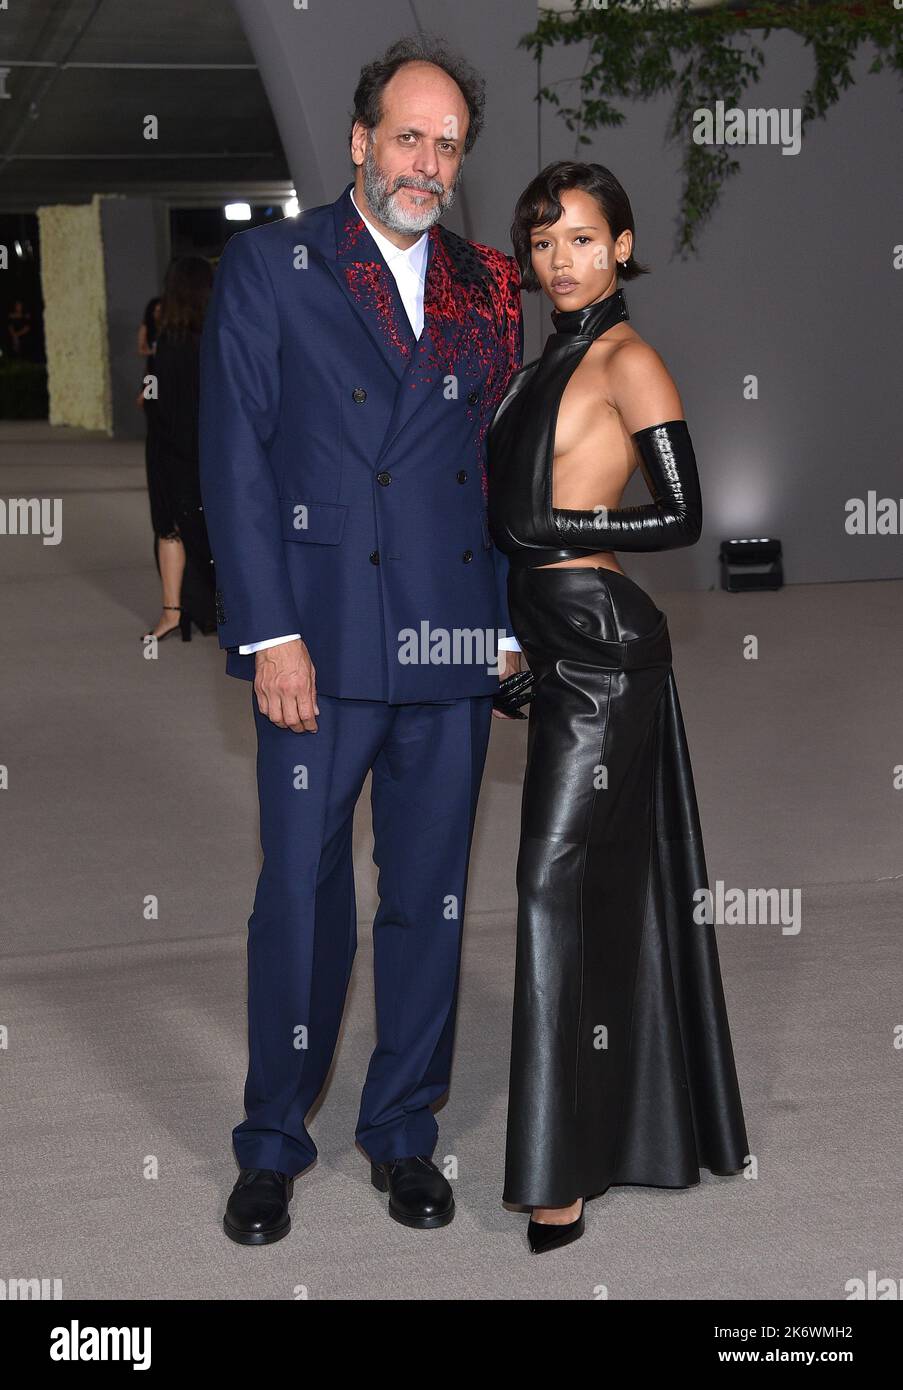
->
xmin=329 ymin=184 xmax=417 ymax=378
xmin=327 ymin=182 xmax=513 ymax=474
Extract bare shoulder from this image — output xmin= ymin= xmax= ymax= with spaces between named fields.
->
xmin=604 ymin=332 xmax=684 ymax=433
xmin=608 ymin=334 xmax=673 ymax=392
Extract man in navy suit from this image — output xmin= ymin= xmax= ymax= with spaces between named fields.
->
xmin=199 ymin=35 xmax=524 ymax=1244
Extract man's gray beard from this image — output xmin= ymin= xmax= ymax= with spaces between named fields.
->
xmin=361 ymin=140 xmax=460 ymax=234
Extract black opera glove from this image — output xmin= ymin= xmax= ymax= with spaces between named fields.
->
xmin=551 ymin=418 xmax=703 ymax=552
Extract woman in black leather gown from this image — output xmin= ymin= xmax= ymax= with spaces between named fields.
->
xmin=487 ymin=162 xmax=749 ymax=1254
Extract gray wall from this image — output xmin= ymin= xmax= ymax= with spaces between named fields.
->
xmin=232 ymin=0 xmax=902 ymax=589
xmin=100 ymin=196 xmax=170 ymax=440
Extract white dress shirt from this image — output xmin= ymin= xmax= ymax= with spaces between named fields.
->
xmin=239 ymin=186 xmax=521 ymax=656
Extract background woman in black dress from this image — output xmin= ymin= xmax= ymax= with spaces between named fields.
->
xmin=142 ymin=256 xmax=216 ymax=641
xmin=137 ymin=296 xmax=161 ymax=379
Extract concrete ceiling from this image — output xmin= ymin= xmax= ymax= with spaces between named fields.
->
xmin=0 ymin=0 xmax=291 ymax=212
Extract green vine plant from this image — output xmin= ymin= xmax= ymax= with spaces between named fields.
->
xmin=522 ymin=0 xmax=903 ymax=254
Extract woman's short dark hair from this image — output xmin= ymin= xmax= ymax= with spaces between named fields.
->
xmin=511 ymin=161 xmax=650 ymax=292
xmin=349 ymin=34 xmax=485 ymax=156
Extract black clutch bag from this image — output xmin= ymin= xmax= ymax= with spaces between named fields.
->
xmin=492 ymin=668 xmax=535 ymax=719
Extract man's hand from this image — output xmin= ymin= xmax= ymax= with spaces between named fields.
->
xmin=254 ymin=638 xmax=319 ymax=732
xmin=492 ymin=648 xmax=524 ymax=720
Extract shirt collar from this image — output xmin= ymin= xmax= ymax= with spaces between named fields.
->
xmin=350 ymin=185 xmax=428 ymax=276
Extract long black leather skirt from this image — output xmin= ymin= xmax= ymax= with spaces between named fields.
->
xmin=504 ymin=564 xmax=749 ymax=1207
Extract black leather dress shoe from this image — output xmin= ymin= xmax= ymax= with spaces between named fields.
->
xmin=370 ymin=1155 xmax=455 ymax=1229
xmin=223 ymin=1168 xmax=294 ymax=1245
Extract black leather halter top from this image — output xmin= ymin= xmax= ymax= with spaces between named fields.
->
xmin=487 ymin=288 xmax=630 ymax=567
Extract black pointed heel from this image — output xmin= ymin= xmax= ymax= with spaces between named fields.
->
xmin=370 ymin=1162 xmax=389 ymax=1193
xmin=527 ymin=1198 xmax=586 ymax=1254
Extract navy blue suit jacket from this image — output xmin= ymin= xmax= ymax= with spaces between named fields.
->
xmin=198 ymin=181 xmax=523 ymax=702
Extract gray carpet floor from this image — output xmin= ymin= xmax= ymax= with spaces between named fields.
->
xmin=1 ymin=421 xmax=901 ymax=1300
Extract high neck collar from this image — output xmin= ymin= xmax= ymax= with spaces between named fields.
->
xmin=551 ymin=287 xmax=629 ymax=338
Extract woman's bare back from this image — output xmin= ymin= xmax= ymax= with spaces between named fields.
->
xmin=536 ymin=321 xmax=684 ymax=573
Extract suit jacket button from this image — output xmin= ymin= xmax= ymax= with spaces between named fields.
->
xmin=456 ymin=470 xmax=467 ymax=483
xmin=352 ymin=387 xmax=367 ymax=404
xmin=376 ymin=471 xmax=391 ymax=486
xmin=369 ymin=550 xmax=380 ymax=565
xmin=462 ymin=549 xmax=473 ymax=563
xmin=468 ymin=390 xmax=479 ymax=405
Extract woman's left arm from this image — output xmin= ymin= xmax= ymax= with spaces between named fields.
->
xmin=551 ymin=341 xmax=702 ymax=552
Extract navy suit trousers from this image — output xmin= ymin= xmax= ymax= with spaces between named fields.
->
xmin=232 ymin=688 xmax=494 ymax=1176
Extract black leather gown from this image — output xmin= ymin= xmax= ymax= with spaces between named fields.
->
xmin=487 ymin=288 xmax=749 ymax=1207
